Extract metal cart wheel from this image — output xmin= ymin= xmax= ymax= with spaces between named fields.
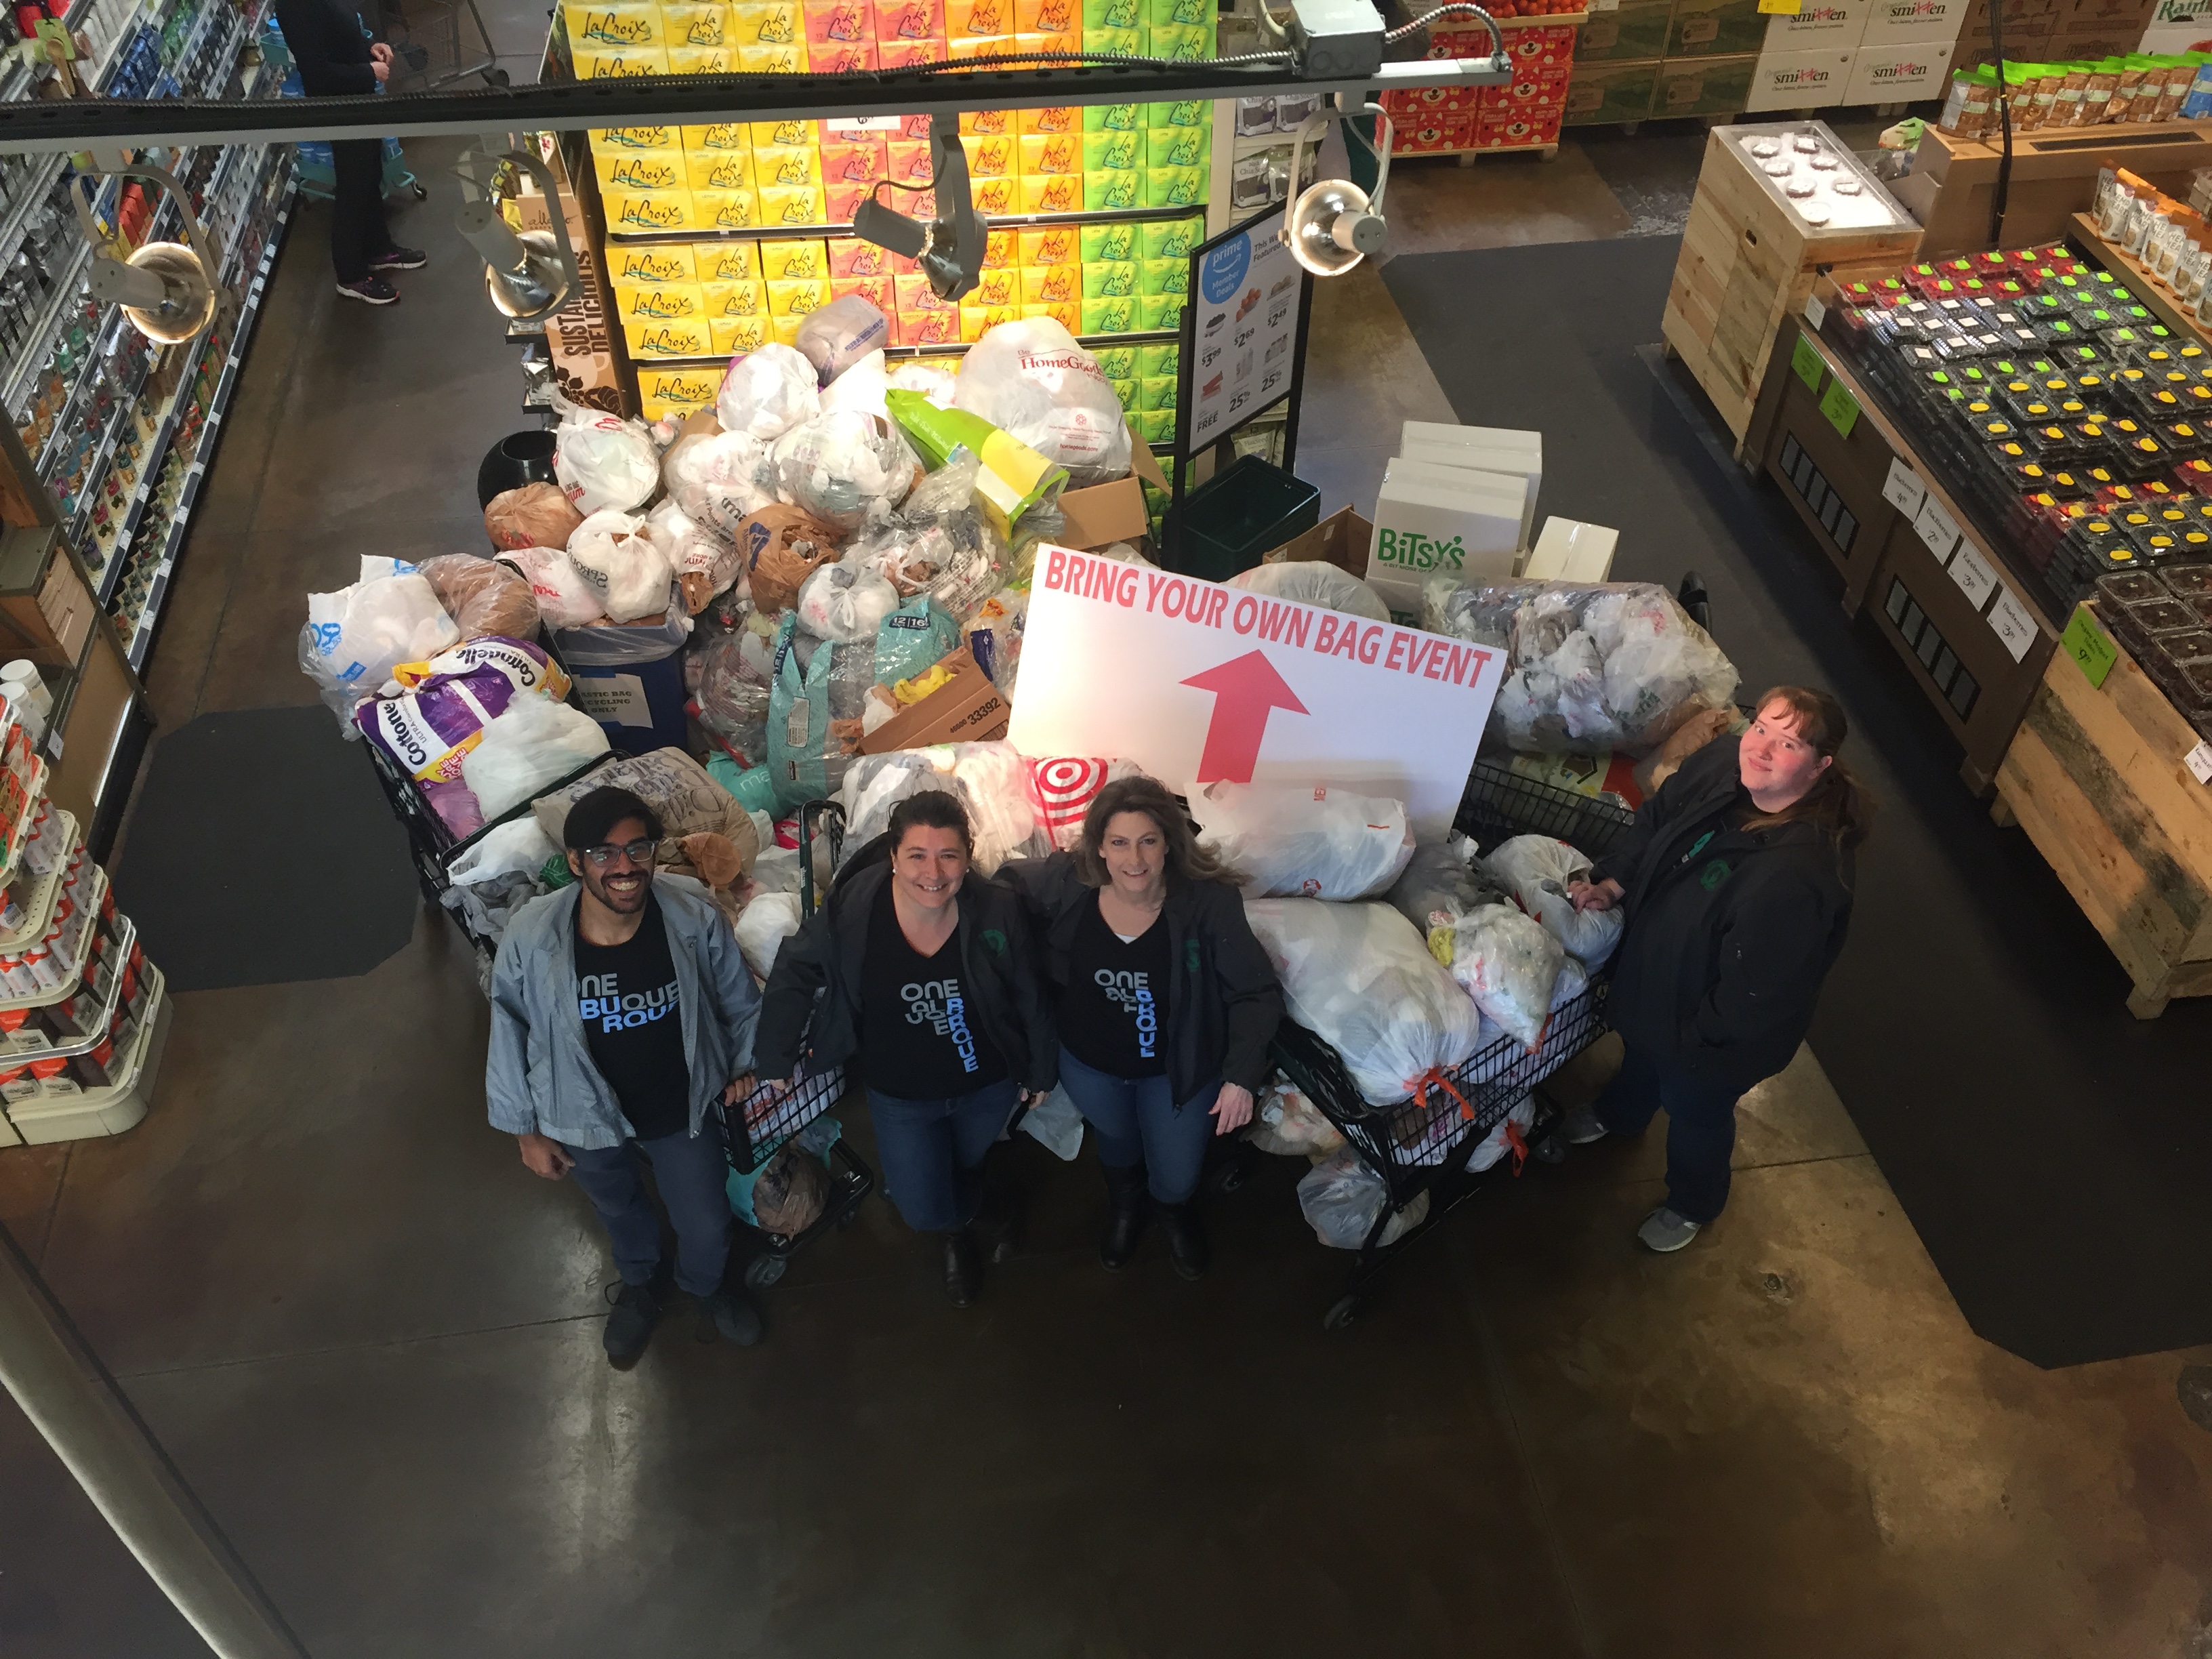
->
xmin=411 ymin=181 xmax=428 ymax=199
xmin=743 ymin=1254 xmax=788 ymax=1289
xmin=1323 ymin=1293 xmax=1361 ymax=1332
xmin=1532 ymin=1131 xmax=1568 ymax=1166
xmin=836 ymin=1206 xmax=859 ymax=1229
xmin=482 ymin=65 xmax=508 ymax=86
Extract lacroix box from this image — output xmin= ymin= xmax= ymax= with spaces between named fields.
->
xmin=625 ymin=317 xmax=716 ymax=356
xmin=1143 ymin=165 xmax=1205 ymax=207
xmin=712 ymin=315 xmax=772 ymax=353
xmin=830 ymin=235 xmax=900 ymax=277
xmin=1020 ymin=263 xmax=1082 ymax=305
xmin=970 ymin=177 xmax=1018 ymax=215
xmin=761 ymin=183 xmax=825 ymax=225
xmin=767 ymin=276 xmax=830 ymax=315
xmin=1082 ymin=129 xmax=1142 ymax=170
xmin=804 ymin=0 xmax=873 ymax=39
xmin=1082 ymin=171 xmax=1142 ymax=211
xmin=684 ymin=149 xmax=756 ymax=191
xmin=1080 ymin=295 xmax=1135 ymax=334
xmin=900 ymin=307 xmax=958 ymax=345
xmin=821 ymin=137 xmax=888 ymax=185
xmin=876 ymin=0 xmax=939 ymax=35
xmin=702 ymin=279 xmax=769 ymax=316
xmin=594 ymin=148 xmax=685 ymax=192
xmin=1021 ymin=173 xmax=1083 ymax=213
xmin=1080 ymin=220 xmax=1136 ymax=262
xmin=885 ymin=138 xmax=936 ymax=186
xmin=731 ymin=1 xmax=803 ymax=42
xmin=960 ymin=107 xmax=1015 ymax=134
xmin=696 ymin=239 xmax=764 ymax=280
xmin=748 ymin=115 xmax=815 ymax=146
xmin=663 ymin=1 xmax=733 ymax=43
xmin=1083 ymin=100 xmax=1141 ymax=129
xmin=1140 ymin=216 xmax=1202 ymax=260
xmin=1025 ymin=302 xmax=1082 ymax=331
xmin=602 ymin=188 xmax=695 ymax=232
xmin=968 ymin=266 xmax=1020 ymax=308
xmin=1084 ymin=24 xmax=1141 ymax=49
xmin=1138 ymin=257 xmax=1187 ymax=295
xmin=947 ymin=0 xmax=1013 ymax=32
xmin=565 ymin=3 xmax=661 ymax=47
xmin=1020 ymin=133 xmax=1082 ymax=174
xmin=1081 ymin=259 xmax=1137 ymax=298
xmin=592 ymin=125 xmax=680 ymax=150
xmin=571 ymin=44 xmax=670 ymax=74
xmin=811 ymin=38 xmax=877 ymax=67
xmin=823 ymin=180 xmax=872 ymax=223
xmin=608 ymin=241 xmax=697 ymax=284
xmin=1091 ymin=344 xmax=1136 ymax=378
xmin=693 ymin=189 xmax=759 ymax=230
xmin=759 ymin=238 xmax=830 ymax=279
xmin=878 ymin=37 xmax=946 ymax=60
xmin=832 ymin=273 xmax=896 ymax=308
xmin=1137 ymin=292 xmax=1183 ymax=331
xmin=737 ymin=41 xmax=806 ymax=67
xmin=613 ymin=281 xmax=708 ymax=321
xmin=1144 ymin=124 xmax=1208 ymax=167
xmin=960 ymin=134 xmax=1021 ymax=177
xmin=980 ymin=228 xmax=1017 ymax=268
xmin=638 ymin=365 xmax=724 ymax=419
xmin=681 ymin=122 xmax=750 ymax=150
xmin=772 ymin=315 xmax=807 ymax=346
xmin=960 ymin=304 xmax=1021 ymax=341
xmin=668 ymin=43 xmax=737 ymax=69
xmin=754 ymin=144 xmax=825 ymax=187
xmin=895 ymin=272 xmax=958 ymax=314
xmin=1019 ymin=224 xmax=1079 ymax=265
xmin=1019 ymin=106 xmax=1080 ymax=132
xmin=1147 ymin=97 xmax=1209 ymax=127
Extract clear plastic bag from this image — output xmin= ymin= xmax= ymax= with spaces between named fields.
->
xmin=1443 ymin=902 xmax=1564 ymax=1050
xmin=795 ymin=294 xmax=892 ymax=384
xmin=568 ymin=510 xmax=675 ymax=623
xmin=963 ymin=586 xmax=1027 ymax=693
xmin=716 ymin=342 xmax=821 ymax=440
xmin=1243 ymin=899 xmax=1483 ymax=1105
xmin=695 ymin=628 xmax=775 ymax=764
xmin=874 ymin=592 xmax=962 ymax=686
xmin=1385 ymin=834 xmax=1509 ymax=943
xmin=300 ymin=573 xmax=461 ymax=726
xmin=1462 ymin=1093 xmax=1536 ymax=1175
xmin=1248 ymin=1081 xmax=1345 ymax=1157
xmin=953 ymin=316 xmax=1132 ymax=488
xmin=663 ymin=428 xmax=777 ymax=532
xmin=1227 ymin=559 xmax=1389 ymax=622
xmin=1017 ymin=1082 xmax=1086 ymax=1160
xmin=771 ymin=410 xmax=924 ymax=533
xmin=447 ymin=817 xmax=558 ymax=886
xmin=462 ymin=695 xmax=611 ymax=821
xmin=550 ymin=394 xmax=659 ymax=516
xmin=1296 ymin=1147 xmax=1428 ymax=1249
xmin=734 ymin=889 xmax=803 ymax=980
xmin=495 ymin=547 xmax=605 ymax=630
xmin=796 ymin=558 xmax=901 ymax=644
xmin=414 ymin=553 xmax=540 ymax=640
xmin=484 ymin=480 xmax=582 ymax=552
xmin=1483 ymin=834 xmax=1624 ymax=968
xmin=885 ymin=356 xmax=959 ymax=408
xmin=1193 ymin=783 xmax=1416 ymax=901
xmin=647 ymin=497 xmax=741 ymax=615
xmin=819 ymin=347 xmax=890 ymax=418
xmin=837 ymin=742 xmax=1047 ymax=876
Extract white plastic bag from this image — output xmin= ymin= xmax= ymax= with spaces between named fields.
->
xmin=1462 ymin=1094 xmax=1536 ymax=1175
xmin=568 ymin=510 xmax=675 ymax=623
xmin=447 ymin=817 xmax=558 ymax=886
xmin=551 ymin=396 xmax=659 ymax=515
xmin=495 ymin=547 xmax=605 ymax=629
xmin=951 ymin=741 xmax=1047 ymax=876
xmin=1445 ymin=903 xmax=1565 ymax=1050
xmin=1386 ymin=834 xmax=1509 ymax=944
xmin=664 ymin=428 xmax=778 ymax=530
xmin=796 ymin=558 xmax=901 ymax=644
xmin=819 ymin=348 xmax=890 ymax=418
xmin=1248 ymin=1081 xmax=1345 ymax=1157
xmin=462 ymin=695 xmax=611 ymax=821
xmin=1193 ymin=783 xmax=1415 ymax=901
xmin=717 ymin=343 xmax=821 ymax=440
xmin=771 ymin=410 xmax=922 ymax=533
xmin=1017 ymin=1083 xmax=1086 ymax=1160
xmin=300 ymin=573 xmax=461 ymax=724
xmin=886 ymin=357 xmax=959 ymax=409
xmin=734 ymin=890 xmax=803 ymax=980
xmin=795 ymin=294 xmax=891 ymax=384
xmin=953 ymin=316 xmax=1132 ymax=487
xmin=1296 ymin=1147 xmax=1429 ymax=1250
xmin=1244 ymin=899 xmax=1483 ymax=1104
xmin=1228 ymin=560 xmax=1389 ymax=623
xmin=1483 ymin=834 xmax=1624 ymax=967
xmin=647 ymin=497 xmax=741 ymax=613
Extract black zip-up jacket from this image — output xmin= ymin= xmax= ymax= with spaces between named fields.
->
xmin=273 ymin=0 xmax=377 ymax=96
xmin=753 ymin=836 xmax=1057 ymax=1094
xmin=1000 ymin=853 xmax=1284 ymax=1102
xmin=1590 ymin=735 xmax=1854 ymax=1092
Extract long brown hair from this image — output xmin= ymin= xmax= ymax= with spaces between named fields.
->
xmin=1073 ymin=777 xmax=1234 ymax=887
xmin=1741 ymin=687 xmax=1873 ymax=853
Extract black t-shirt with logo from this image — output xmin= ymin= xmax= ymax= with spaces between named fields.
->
xmin=861 ymin=882 xmax=1008 ymax=1099
xmin=574 ymin=895 xmax=690 ymax=1141
xmin=1058 ymin=897 xmax=1171 ymax=1080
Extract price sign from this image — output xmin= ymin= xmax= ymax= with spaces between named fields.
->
xmin=1948 ymin=541 xmax=1999 ymax=611
xmin=1989 ymin=587 xmax=2039 ymax=663
xmin=1181 ymin=207 xmax=1309 ymax=457
xmin=1914 ymin=494 xmax=1961 ymax=562
xmin=2187 ymin=741 xmax=2212 ymax=785
xmin=1881 ymin=457 xmax=1926 ymax=518
xmin=1791 ymin=333 xmax=1825 ymax=394
xmin=2062 ymin=605 xmax=2118 ymax=688
xmin=1803 ymin=292 xmax=1827 ymax=329
xmin=1818 ymin=377 xmax=1860 ymax=439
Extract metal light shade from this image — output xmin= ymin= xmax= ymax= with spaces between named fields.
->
xmin=117 ymin=240 xmax=216 ymax=344
xmin=455 ymin=150 xmax=579 ymax=325
xmin=1282 ymin=100 xmax=1396 ymax=278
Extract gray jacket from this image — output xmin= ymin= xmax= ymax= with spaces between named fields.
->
xmin=485 ymin=876 xmax=761 ymax=1149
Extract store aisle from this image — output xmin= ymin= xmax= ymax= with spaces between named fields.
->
xmin=3 ymin=127 xmax=2211 ymax=1659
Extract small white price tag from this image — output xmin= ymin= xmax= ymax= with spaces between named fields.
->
xmin=2187 ymin=742 xmax=2212 ymax=785
xmin=1804 ymin=292 xmax=1827 ymax=329
xmin=823 ymin=115 xmax=903 ymax=133
xmin=1882 ymin=457 xmax=1927 ymax=518
xmin=1989 ymin=588 xmax=2038 ymax=663
xmin=1914 ymin=494 xmax=1961 ymax=562
xmin=1948 ymin=541 xmax=1999 ymax=611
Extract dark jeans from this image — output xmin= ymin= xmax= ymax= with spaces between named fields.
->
xmin=866 ymin=1078 xmax=1021 ymax=1233
xmin=1593 ymin=1046 xmax=1746 ymax=1225
xmin=330 ymin=138 xmax=394 ymax=283
xmin=1056 ymin=1047 xmax=1219 ymax=1206
xmin=564 ymin=1122 xmax=732 ymax=1298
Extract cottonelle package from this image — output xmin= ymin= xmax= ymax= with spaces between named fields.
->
xmin=1366 ymin=469 xmax=1523 ymax=617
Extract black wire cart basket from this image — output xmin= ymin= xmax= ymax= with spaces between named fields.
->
xmin=719 ymin=798 xmax=874 ymax=1288
xmin=1269 ymin=757 xmax=1637 ymax=1330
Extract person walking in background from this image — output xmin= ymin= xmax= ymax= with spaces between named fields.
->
xmin=1002 ymin=777 xmax=1282 ymax=1280
xmin=745 ymin=792 xmax=1055 ymax=1309
xmin=1563 ymin=687 xmax=1870 ymax=1254
xmin=271 ymin=0 xmax=425 ymax=304
xmin=487 ymin=787 xmax=766 ymax=1367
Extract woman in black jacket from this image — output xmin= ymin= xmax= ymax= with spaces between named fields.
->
xmin=746 ymin=790 xmax=1054 ymax=1308
xmin=1564 ymin=686 xmax=1869 ymax=1254
xmin=1002 ymin=777 xmax=1284 ymax=1279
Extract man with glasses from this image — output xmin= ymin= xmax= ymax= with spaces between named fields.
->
xmin=487 ymin=786 xmax=766 ymax=1366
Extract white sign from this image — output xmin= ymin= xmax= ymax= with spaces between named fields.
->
xmin=1948 ymin=541 xmax=1999 ymax=611
xmin=1989 ymin=588 xmax=2039 ymax=663
xmin=1914 ymin=494 xmax=1961 ymax=562
xmin=2187 ymin=741 xmax=2212 ymax=785
xmin=1803 ymin=292 xmax=1827 ymax=329
xmin=575 ymin=672 xmax=653 ymax=730
xmin=1187 ymin=220 xmax=1305 ymax=451
xmin=1006 ymin=547 xmax=1504 ymax=840
xmin=824 ymin=115 xmax=904 ymax=134
xmin=1882 ymin=457 xmax=1926 ymax=519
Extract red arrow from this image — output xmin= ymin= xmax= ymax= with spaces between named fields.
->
xmin=1181 ymin=651 xmax=1309 ymax=783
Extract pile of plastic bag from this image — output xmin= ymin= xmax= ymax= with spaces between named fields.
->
xmin=1423 ymin=578 xmax=1739 ymax=755
xmin=1193 ymin=783 xmax=1415 ymax=901
xmin=836 ymin=741 xmax=1050 ymax=876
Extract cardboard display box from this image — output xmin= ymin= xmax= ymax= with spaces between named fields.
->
xmin=1366 ymin=470 xmax=1523 ymax=615
xmin=1858 ymin=0 xmax=1969 ymax=41
xmin=1654 ymin=52 xmax=1759 ymax=115
xmin=1057 ymin=425 xmax=1168 ymax=549
xmin=1522 ymin=516 xmax=1620 ymax=582
xmin=1761 ymin=0 xmax=1873 ymax=50
xmin=857 ymin=647 xmax=1011 ymax=752
xmin=1565 ymin=57 xmax=1663 ymax=122
xmin=1263 ymin=506 xmax=1375 ymax=579
xmin=1574 ymin=0 xmax=1672 ymax=60
xmin=1843 ymin=35 xmax=1954 ymax=102
xmin=1744 ymin=46 xmax=1857 ymax=110
xmin=1667 ymin=0 xmax=1769 ymax=57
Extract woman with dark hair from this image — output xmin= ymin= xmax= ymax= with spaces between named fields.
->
xmin=745 ymin=790 xmax=1055 ymax=1307
xmin=1002 ymin=777 xmax=1284 ymax=1278
xmin=1564 ymin=686 xmax=1871 ymax=1254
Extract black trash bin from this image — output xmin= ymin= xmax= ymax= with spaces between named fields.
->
xmin=1174 ymin=455 xmax=1320 ymax=583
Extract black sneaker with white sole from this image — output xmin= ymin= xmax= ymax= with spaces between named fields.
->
xmin=371 ymin=245 xmax=427 ymax=271
xmin=336 ymin=275 xmax=398 ymax=306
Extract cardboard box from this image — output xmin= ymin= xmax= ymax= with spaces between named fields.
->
xmin=1563 ymin=57 xmax=1661 ymax=122
xmin=1843 ymin=36 xmax=1952 ymax=100
xmin=695 ymin=239 xmax=764 ymax=281
xmin=1521 ymin=516 xmax=1620 ymax=583
xmin=857 ymin=648 xmax=1010 ymax=752
xmin=607 ymin=241 xmax=697 ymax=284
xmin=1654 ymin=53 xmax=1758 ymax=115
xmin=1403 ymin=420 xmax=1540 ymax=460
xmin=712 ymin=312 xmax=773 ymax=355
xmin=1575 ymin=0 xmax=1672 ymax=58
xmin=594 ymin=148 xmax=685 ymax=191
xmin=1057 ymin=422 xmax=1170 ymax=548
xmin=1367 ymin=472 xmax=1523 ymax=615
xmin=1744 ymin=46 xmax=1856 ymax=108
xmin=1263 ymin=506 xmax=1375 ymax=580
xmin=1858 ymin=0 xmax=1969 ymax=44
xmin=1668 ymin=0 xmax=1767 ymax=55
xmin=612 ymin=280 xmax=708 ymax=321
xmin=1397 ymin=439 xmax=1541 ymax=547
xmin=1761 ymin=0 xmax=1872 ymax=47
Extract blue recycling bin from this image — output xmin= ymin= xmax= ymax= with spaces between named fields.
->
xmin=555 ymin=601 xmax=691 ymax=753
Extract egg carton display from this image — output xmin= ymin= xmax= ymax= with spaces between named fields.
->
xmin=1716 ymin=121 xmax=1916 ymax=236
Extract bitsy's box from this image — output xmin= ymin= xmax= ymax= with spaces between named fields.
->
xmin=1366 ymin=472 xmax=1523 ymax=616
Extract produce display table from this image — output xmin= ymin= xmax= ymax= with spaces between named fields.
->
xmin=1995 ymin=609 xmax=2212 ymax=1018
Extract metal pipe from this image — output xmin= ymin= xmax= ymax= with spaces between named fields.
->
xmin=0 ymin=1221 xmax=311 ymax=1659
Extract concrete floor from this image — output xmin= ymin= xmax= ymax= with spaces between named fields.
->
xmin=3 ymin=128 xmax=2211 ymax=1658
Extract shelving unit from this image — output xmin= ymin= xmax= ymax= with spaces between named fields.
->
xmin=0 ymin=808 xmax=81 ymax=956
xmin=2068 ymin=213 xmax=2212 ymax=354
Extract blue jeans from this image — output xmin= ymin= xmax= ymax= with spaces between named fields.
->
xmin=1592 ymin=1046 xmax=1744 ymax=1225
xmin=564 ymin=1123 xmax=732 ymax=1298
xmin=867 ymin=1078 xmax=1022 ymax=1233
xmin=1057 ymin=1047 xmax=1221 ymax=1206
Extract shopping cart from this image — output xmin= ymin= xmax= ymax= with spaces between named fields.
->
xmin=375 ymin=0 xmax=506 ymax=89
xmin=1271 ymin=761 xmax=1637 ymax=1330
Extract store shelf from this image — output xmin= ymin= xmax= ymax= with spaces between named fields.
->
xmin=0 ymin=966 xmax=167 ymax=1145
xmin=0 ymin=811 xmax=81 ymax=956
xmin=1393 ymin=140 xmax=1561 ymax=160
xmin=2068 ymin=212 xmax=2212 ymax=354
xmin=121 ymin=164 xmax=294 ymax=670
xmin=0 ymin=153 xmax=70 ymax=274
xmin=0 ymin=759 xmax=51 ymax=897
xmin=607 ymin=199 xmax=1212 ymax=245
xmin=630 ymin=325 xmax=1183 ymax=371
xmin=0 ymin=871 xmax=116 ymax=1028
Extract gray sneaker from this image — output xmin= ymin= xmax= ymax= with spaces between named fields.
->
xmin=1560 ymin=1104 xmax=1608 ymax=1145
xmin=1637 ymin=1207 xmax=1702 ymax=1253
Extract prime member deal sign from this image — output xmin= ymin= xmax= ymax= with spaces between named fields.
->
xmin=1006 ymin=546 xmax=1504 ymax=839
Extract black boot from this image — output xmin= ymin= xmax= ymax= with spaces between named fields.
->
xmin=602 ymin=1269 xmax=668 ymax=1368
xmin=974 ymin=1171 xmax=1024 ymax=1265
xmin=943 ymin=1228 xmax=982 ymax=1307
xmin=1156 ymin=1201 xmax=1210 ymax=1280
xmin=1100 ymin=1164 xmax=1147 ymax=1271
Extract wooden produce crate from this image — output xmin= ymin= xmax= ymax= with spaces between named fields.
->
xmin=1661 ymin=126 xmax=1922 ymax=453
xmin=1995 ymin=610 xmax=2212 ymax=1018
xmin=1895 ymin=119 xmax=2212 ymax=260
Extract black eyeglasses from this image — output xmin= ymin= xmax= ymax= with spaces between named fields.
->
xmin=582 ymin=839 xmax=655 ymax=868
